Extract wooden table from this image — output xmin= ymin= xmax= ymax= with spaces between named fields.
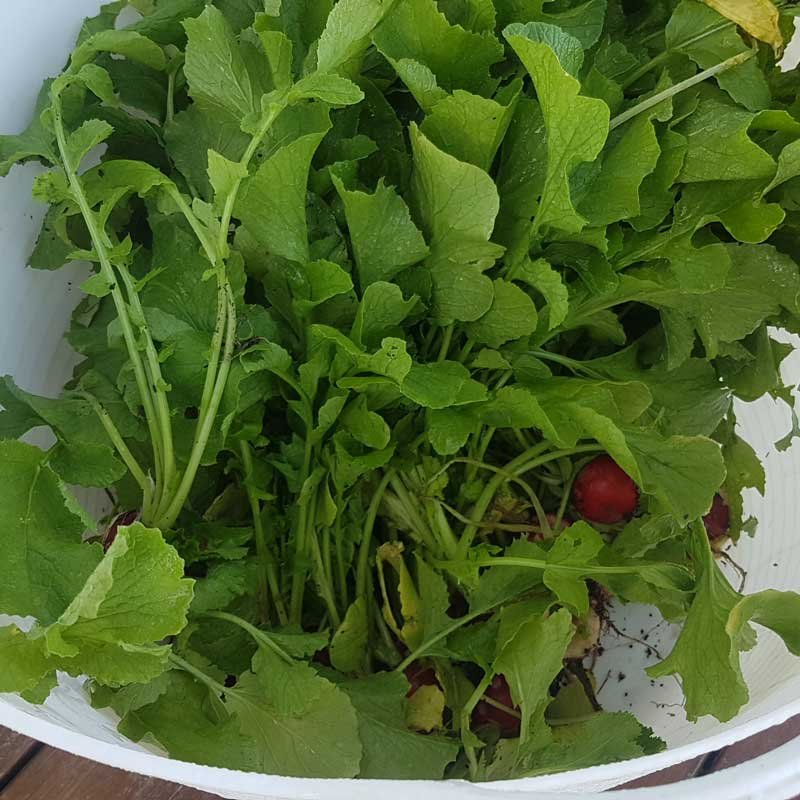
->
xmin=0 ymin=718 xmax=798 ymax=799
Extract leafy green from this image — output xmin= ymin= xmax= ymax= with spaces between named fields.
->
xmin=1 ymin=0 xmax=799 ymax=782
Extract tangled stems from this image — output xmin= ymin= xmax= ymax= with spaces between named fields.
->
xmin=456 ymin=443 xmax=603 ymax=557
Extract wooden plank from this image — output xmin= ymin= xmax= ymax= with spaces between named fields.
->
xmin=622 ymin=756 xmax=705 ymax=788
xmin=1 ymin=746 xmax=218 ymax=800
xmin=712 ymin=714 xmax=800 ymax=771
xmin=0 ymin=728 xmax=39 ymax=788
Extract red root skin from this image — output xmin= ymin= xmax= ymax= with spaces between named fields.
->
xmin=472 ymin=674 xmax=521 ymax=737
xmin=703 ymin=493 xmax=730 ymax=541
xmin=404 ymin=663 xmax=439 ymax=698
xmin=572 ymin=456 xmax=639 ymax=524
xmin=103 ymin=510 xmax=140 ymax=551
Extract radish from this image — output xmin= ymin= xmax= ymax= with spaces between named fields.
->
xmin=572 ymin=455 xmax=638 ymax=524
xmin=404 ymin=663 xmax=439 ymax=697
xmin=472 ymin=674 xmax=520 ymax=737
xmin=703 ymin=493 xmax=730 ymax=541
xmin=103 ymin=510 xmax=139 ymax=551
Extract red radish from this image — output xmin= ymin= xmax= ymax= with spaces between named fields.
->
xmin=572 ymin=456 xmax=638 ymax=524
xmin=703 ymin=493 xmax=730 ymax=540
xmin=472 ymin=674 xmax=520 ymax=737
xmin=404 ymin=663 xmax=439 ymax=697
xmin=103 ymin=510 xmax=139 ymax=551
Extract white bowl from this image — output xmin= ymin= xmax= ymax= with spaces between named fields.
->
xmin=1 ymin=3 xmax=799 ymax=798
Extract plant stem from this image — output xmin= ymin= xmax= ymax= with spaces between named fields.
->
xmin=441 ymin=555 xmax=655 ymax=576
xmin=51 ymin=90 xmax=166 ymax=519
xmin=204 ymin=610 xmax=294 ymax=664
xmin=115 ymin=263 xmax=177 ymax=501
xmin=463 ymin=673 xmax=493 ymax=779
xmin=457 ymin=444 xmax=602 ymax=557
xmin=240 ymin=441 xmax=287 ymax=626
xmin=168 ymin=652 xmax=226 ymax=693
xmin=154 ymin=284 xmax=237 ymax=529
xmin=289 ymin=435 xmax=315 ymax=625
xmin=82 ymin=394 xmax=153 ymax=514
xmin=356 ymin=470 xmax=394 ymax=599
xmin=610 ymin=50 xmax=755 ymax=131
xmin=437 ymin=323 xmax=455 ymax=361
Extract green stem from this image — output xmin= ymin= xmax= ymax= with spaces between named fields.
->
xmin=457 ymin=338 xmax=475 ymax=363
xmin=621 ymin=50 xmax=671 ymax=89
xmin=437 ymin=324 xmax=455 ymax=361
xmin=115 ymin=263 xmax=177 ymax=499
xmin=623 ymin=17 xmax=742 ymax=89
xmin=82 ymin=393 xmax=154 ymax=515
xmin=154 ymin=284 xmax=237 ymax=529
xmin=166 ymin=67 xmax=176 ymax=125
xmin=457 ymin=444 xmax=602 ymax=557
xmin=240 ymin=441 xmax=287 ymax=626
xmin=463 ymin=673 xmax=493 ymax=778
xmin=334 ymin=490 xmax=348 ymax=610
xmin=441 ymin=555 xmax=652 ymax=576
xmin=531 ymin=349 xmax=604 ymax=379
xmin=168 ymin=652 xmax=226 ymax=693
xmin=610 ymin=51 xmax=755 ymax=131
xmin=308 ymin=520 xmax=342 ymax=629
xmin=51 ymin=90 xmax=166 ymax=518
xmin=356 ymin=471 xmax=394 ymax=598
xmin=388 ymin=473 xmax=441 ymax=554
xmin=204 ymin=610 xmax=293 ymax=664
xmin=289 ymin=436 xmax=315 ymax=625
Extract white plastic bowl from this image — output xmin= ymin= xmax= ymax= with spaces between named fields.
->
xmin=1 ymin=3 xmax=800 ymax=799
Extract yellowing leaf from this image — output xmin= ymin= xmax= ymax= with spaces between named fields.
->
xmin=703 ymin=0 xmax=783 ymax=51
xmin=406 ymin=683 xmax=446 ymax=732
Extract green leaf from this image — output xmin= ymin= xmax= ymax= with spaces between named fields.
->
xmin=0 ymin=441 xmax=102 ymax=623
xmin=227 ymin=647 xmax=362 ymax=777
xmin=542 ymin=523 xmax=605 ymax=615
xmin=504 ymin=23 xmax=610 ymax=235
xmin=184 ymin=6 xmax=259 ymax=119
xmin=66 ymin=119 xmax=114 ymax=170
xmin=410 ymin=125 xmax=500 ymax=323
xmin=677 ymin=97 xmax=775 ymax=184
xmin=649 ymin=526 xmax=748 ymax=721
xmin=207 ymin=149 xmax=248 ymax=213
xmin=420 ymin=86 xmax=520 ymax=171
xmin=71 ymin=30 xmax=168 ymax=72
xmin=333 ymin=177 xmax=429 ymax=287
xmin=494 ymin=609 xmax=574 ymax=754
xmin=401 ymin=361 xmax=487 ymax=409
xmin=373 ymin=0 xmax=503 ymax=94
xmin=316 ymin=0 xmax=396 ymax=74
xmin=351 ymin=282 xmax=417 ymax=350
xmin=237 ymin=126 xmax=331 ymax=263
xmin=120 ymin=671 xmax=261 ymax=771
xmin=514 ymin=258 xmax=569 ymax=330
xmin=502 ymin=712 xmax=665 ymax=779
xmin=166 ymin=105 xmax=249 ymax=200
xmin=465 ymin=279 xmax=538 ymax=348
xmin=45 ymin=523 xmax=193 ymax=685
xmin=666 ymin=1 xmax=771 ymax=111
xmin=427 ymin=406 xmax=479 ymax=455
xmin=330 ymin=596 xmax=368 ymax=672
xmin=578 ymin=112 xmax=661 ymax=226
xmin=0 ymin=627 xmax=53 ymax=694
xmin=623 ymin=428 xmax=726 ymax=525
xmin=727 ymin=589 xmax=800 ymax=655
xmin=340 ymin=395 xmax=391 ymax=449
xmin=293 ymin=259 xmax=354 ymax=317
xmin=340 ymin=672 xmax=459 ymax=778
xmin=290 ymin=73 xmax=364 ymax=105
xmin=0 ymin=83 xmax=58 ymax=176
